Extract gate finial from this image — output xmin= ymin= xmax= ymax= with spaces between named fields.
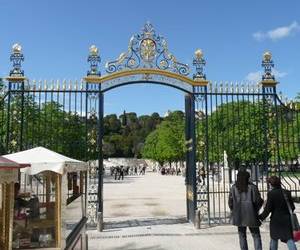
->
xmin=261 ymin=51 xmax=277 ymax=87
xmin=193 ymin=49 xmax=208 ymax=86
xmin=87 ymin=45 xmax=101 ymax=77
xmin=6 ymin=43 xmax=27 ymax=83
xmin=10 ymin=43 xmax=24 ymax=76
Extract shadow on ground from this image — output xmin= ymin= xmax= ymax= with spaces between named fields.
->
xmin=104 ymin=217 xmax=187 ymax=230
xmin=104 ymin=174 xmax=143 ymax=184
xmin=92 ymin=243 xmax=166 ymax=250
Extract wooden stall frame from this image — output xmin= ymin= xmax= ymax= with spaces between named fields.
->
xmin=55 ymin=174 xmax=62 ymax=248
xmin=3 ymin=182 xmax=14 ymax=250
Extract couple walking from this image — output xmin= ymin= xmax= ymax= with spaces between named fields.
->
xmin=229 ymin=170 xmax=297 ymax=250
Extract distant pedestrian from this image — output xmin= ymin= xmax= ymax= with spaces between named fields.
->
xmin=114 ymin=166 xmax=119 ymax=180
xmin=259 ymin=176 xmax=297 ymax=250
xmin=125 ymin=166 xmax=130 ymax=175
xmin=134 ymin=166 xmax=138 ymax=175
xmin=129 ymin=166 xmax=133 ymax=175
xmin=228 ymin=169 xmax=263 ymax=250
xmin=118 ymin=166 xmax=124 ymax=180
xmin=142 ymin=166 xmax=146 ymax=175
xmin=139 ymin=165 xmax=144 ymax=175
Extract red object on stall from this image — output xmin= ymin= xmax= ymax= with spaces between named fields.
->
xmin=0 ymin=156 xmax=30 ymax=169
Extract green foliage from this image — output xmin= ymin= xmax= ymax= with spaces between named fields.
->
xmin=0 ymin=86 xmax=163 ymax=159
xmin=276 ymin=104 xmax=300 ymax=162
xmin=203 ymin=101 xmax=270 ymax=166
xmin=0 ymin=78 xmax=4 ymax=92
xmin=1 ymin=89 xmax=299 ymax=166
xmin=104 ymin=114 xmax=121 ymax=133
xmin=142 ymin=111 xmax=185 ymax=165
xmin=143 ymin=100 xmax=300 ymax=168
xmin=102 ymin=112 xmax=162 ymax=158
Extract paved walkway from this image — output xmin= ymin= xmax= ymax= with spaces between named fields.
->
xmin=103 ymin=171 xmax=186 ymax=218
xmin=88 ymin=171 xmax=299 ymax=250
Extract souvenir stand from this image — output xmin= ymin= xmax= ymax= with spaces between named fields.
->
xmin=5 ymin=147 xmax=88 ymax=250
xmin=0 ymin=156 xmax=30 ymax=250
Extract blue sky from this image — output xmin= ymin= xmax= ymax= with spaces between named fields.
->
xmin=1 ymin=0 xmax=300 ymax=116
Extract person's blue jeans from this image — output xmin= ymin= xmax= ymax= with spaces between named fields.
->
xmin=270 ymin=238 xmax=297 ymax=250
xmin=238 ymin=226 xmax=262 ymax=250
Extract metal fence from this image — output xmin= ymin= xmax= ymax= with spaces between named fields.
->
xmin=1 ymin=23 xmax=299 ymax=228
xmin=194 ymin=82 xmax=300 ymax=225
xmin=0 ymin=79 xmax=102 ymax=227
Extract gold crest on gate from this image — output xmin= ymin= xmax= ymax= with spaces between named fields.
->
xmin=140 ymin=39 xmax=156 ymax=63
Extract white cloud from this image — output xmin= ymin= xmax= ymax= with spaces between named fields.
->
xmin=253 ymin=21 xmax=300 ymax=41
xmin=245 ymin=70 xmax=287 ymax=83
xmin=273 ymin=69 xmax=288 ymax=78
xmin=253 ymin=32 xmax=265 ymax=42
xmin=245 ymin=71 xmax=261 ymax=82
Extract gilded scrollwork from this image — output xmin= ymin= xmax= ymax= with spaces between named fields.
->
xmin=105 ymin=22 xmax=190 ymax=76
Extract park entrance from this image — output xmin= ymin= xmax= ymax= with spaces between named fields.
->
xmin=1 ymin=23 xmax=300 ymax=231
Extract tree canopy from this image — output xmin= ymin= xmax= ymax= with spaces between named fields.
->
xmin=0 ymin=88 xmax=299 ymax=167
xmin=142 ymin=99 xmax=300 ymax=168
xmin=142 ymin=111 xmax=185 ymax=166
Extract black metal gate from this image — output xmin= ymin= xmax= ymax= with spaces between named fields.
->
xmin=194 ymin=78 xmax=300 ymax=225
xmin=1 ymin=46 xmax=102 ymax=227
xmin=1 ymin=24 xmax=299 ymax=230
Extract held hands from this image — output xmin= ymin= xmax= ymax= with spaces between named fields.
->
xmin=258 ymin=214 xmax=264 ymax=222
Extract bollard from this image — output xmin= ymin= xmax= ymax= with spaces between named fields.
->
xmin=194 ymin=209 xmax=201 ymax=229
xmin=97 ymin=212 xmax=103 ymax=232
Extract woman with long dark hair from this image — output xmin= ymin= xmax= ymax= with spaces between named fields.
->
xmin=228 ymin=169 xmax=264 ymax=250
xmin=259 ymin=176 xmax=297 ymax=250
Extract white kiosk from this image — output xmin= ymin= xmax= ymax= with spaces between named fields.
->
xmin=5 ymin=147 xmax=88 ymax=250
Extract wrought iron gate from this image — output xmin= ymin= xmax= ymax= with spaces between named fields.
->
xmin=0 ymin=44 xmax=103 ymax=227
xmin=0 ymin=23 xmax=299 ymax=230
xmin=194 ymin=61 xmax=300 ymax=225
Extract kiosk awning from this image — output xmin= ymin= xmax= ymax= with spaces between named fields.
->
xmin=4 ymin=147 xmax=87 ymax=175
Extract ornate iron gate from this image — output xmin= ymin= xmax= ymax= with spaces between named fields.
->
xmin=1 ymin=44 xmax=103 ymax=228
xmin=194 ymin=55 xmax=300 ymax=225
xmin=0 ymin=23 xmax=299 ymax=230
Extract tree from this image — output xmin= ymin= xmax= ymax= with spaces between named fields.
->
xmin=0 ymin=84 xmax=163 ymax=159
xmin=200 ymin=101 xmax=272 ymax=167
xmin=142 ymin=130 xmax=162 ymax=164
xmin=103 ymin=141 xmax=116 ymax=157
xmin=104 ymin=114 xmax=121 ymax=134
xmin=142 ymin=111 xmax=185 ymax=165
xmin=277 ymin=103 xmax=300 ymax=163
